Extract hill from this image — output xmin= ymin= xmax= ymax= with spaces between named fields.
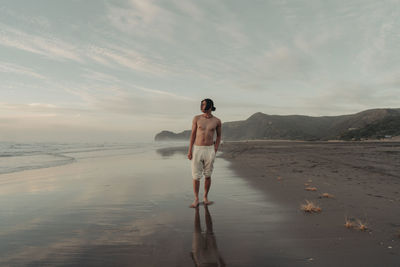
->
xmin=154 ymin=108 xmax=400 ymax=141
xmin=154 ymin=130 xmax=191 ymax=141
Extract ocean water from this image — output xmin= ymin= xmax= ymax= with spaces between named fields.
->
xmin=0 ymin=141 xmax=187 ymax=175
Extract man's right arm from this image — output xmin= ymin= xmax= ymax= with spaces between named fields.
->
xmin=188 ymin=116 xmax=197 ymax=160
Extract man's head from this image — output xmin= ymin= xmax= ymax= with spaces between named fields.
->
xmin=201 ymin=98 xmax=216 ymax=113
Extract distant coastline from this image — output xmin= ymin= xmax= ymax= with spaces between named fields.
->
xmin=155 ymin=108 xmax=400 ymax=142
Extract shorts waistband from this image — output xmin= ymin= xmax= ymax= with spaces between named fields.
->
xmin=193 ymin=145 xmax=214 ymax=149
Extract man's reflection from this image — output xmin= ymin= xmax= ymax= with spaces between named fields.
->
xmin=156 ymin=147 xmax=187 ymax=157
xmin=191 ymin=205 xmax=225 ymax=267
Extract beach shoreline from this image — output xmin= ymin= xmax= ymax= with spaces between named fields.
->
xmin=219 ymin=140 xmax=400 ymax=266
xmin=155 ymin=140 xmax=400 ymax=264
xmin=2 ymin=141 xmax=400 ymax=266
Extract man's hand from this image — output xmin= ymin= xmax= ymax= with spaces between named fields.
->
xmin=187 ymin=151 xmax=192 ymax=160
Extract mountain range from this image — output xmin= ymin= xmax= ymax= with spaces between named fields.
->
xmin=154 ymin=108 xmax=400 ymax=141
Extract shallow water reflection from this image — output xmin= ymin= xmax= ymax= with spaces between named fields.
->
xmin=0 ymin=145 xmax=305 ymax=266
xmin=191 ymin=205 xmax=225 ymax=267
xmin=156 ymin=146 xmax=187 ymax=157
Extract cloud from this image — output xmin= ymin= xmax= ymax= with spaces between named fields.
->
xmin=57 ymin=76 xmax=195 ymax=117
xmin=350 ymin=2 xmax=397 ymax=74
xmin=301 ymin=80 xmax=400 ymax=115
xmin=0 ymin=23 xmax=173 ymax=77
xmin=136 ymin=86 xmax=193 ymax=101
xmin=28 ymin=103 xmax=57 ymax=108
xmin=216 ymin=22 xmax=249 ymax=48
xmin=0 ymin=23 xmax=83 ymax=63
xmin=293 ymin=29 xmax=343 ymax=56
xmin=91 ymin=90 xmax=195 ymax=116
xmin=231 ymin=44 xmax=314 ymax=91
xmin=171 ymin=0 xmax=204 ymax=20
xmin=0 ymin=6 xmax=51 ymax=29
xmin=379 ymin=71 xmax=400 ymax=88
xmin=106 ymin=0 xmax=175 ymax=43
xmin=80 ymin=69 xmax=120 ymax=84
xmin=0 ymin=62 xmax=45 ymax=79
xmin=0 ymin=0 xmax=398 ymax=141
xmin=86 ymin=45 xmax=172 ymax=76
xmin=0 ymin=102 xmax=90 ymax=118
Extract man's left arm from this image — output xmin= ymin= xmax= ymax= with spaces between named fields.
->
xmin=214 ymin=119 xmax=222 ymax=152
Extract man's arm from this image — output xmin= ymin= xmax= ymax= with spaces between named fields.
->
xmin=214 ymin=119 xmax=222 ymax=152
xmin=188 ymin=116 xmax=198 ymax=160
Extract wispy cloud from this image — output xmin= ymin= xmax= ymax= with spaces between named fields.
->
xmin=86 ymin=44 xmax=172 ymax=76
xmin=0 ymin=23 xmax=83 ymax=63
xmin=0 ymin=0 xmax=398 ymax=141
xmin=0 ymin=62 xmax=45 ymax=79
xmin=55 ymin=78 xmax=195 ymax=117
xmin=0 ymin=6 xmax=51 ymax=29
xmin=28 ymin=103 xmax=57 ymax=108
xmin=171 ymin=0 xmax=204 ymax=20
xmin=302 ymin=79 xmax=400 ymax=115
xmin=293 ymin=29 xmax=343 ymax=56
xmin=351 ymin=2 xmax=397 ymax=75
xmin=136 ymin=86 xmax=193 ymax=101
xmin=106 ymin=0 xmax=175 ymax=43
xmin=80 ymin=69 xmax=120 ymax=84
xmin=0 ymin=21 xmax=177 ymax=78
xmin=0 ymin=102 xmax=88 ymax=116
xmin=82 ymin=88 xmax=195 ymax=116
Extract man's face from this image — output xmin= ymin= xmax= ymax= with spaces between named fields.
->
xmin=201 ymin=101 xmax=207 ymax=113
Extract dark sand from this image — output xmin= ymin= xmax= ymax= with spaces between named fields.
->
xmin=220 ymin=140 xmax=400 ymax=266
xmin=1 ymin=145 xmax=310 ymax=266
xmin=1 ymin=142 xmax=400 ymax=266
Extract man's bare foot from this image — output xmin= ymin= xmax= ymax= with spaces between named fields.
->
xmin=203 ymin=198 xmax=214 ymax=205
xmin=190 ymin=200 xmax=199 ymax=208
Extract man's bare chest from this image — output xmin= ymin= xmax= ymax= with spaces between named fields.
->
xmin=197 ymin=118 xmax=217 ymax=132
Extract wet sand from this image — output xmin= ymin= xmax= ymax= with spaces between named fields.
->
xmin=2 ymin=142 xmax=399 ymax=266
xmin=1 ymin=145 xmax=309 ymax=266
xmin=220 ymin=140 xmax=400 ymax=266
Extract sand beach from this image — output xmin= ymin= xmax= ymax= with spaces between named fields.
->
xmin=220 ymin=140 xmax=400 ymax=266
xmin=1 ymin=141 xmax=399 ymax=266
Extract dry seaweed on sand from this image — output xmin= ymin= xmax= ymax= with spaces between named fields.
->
xmin=305 ymin=187 xmax=317 ymax=191
xmin=320 ymin=193 xmax=334 ymax=198
xmin=301 ymin=200 xmax=321 ymax=213
xmin=344 ymin=217 xmax=369 ymax=231
xmin=344 ymin=217 xmax=355 ymax=229
xmin=357 ymin=219 xmax=368 ymax=231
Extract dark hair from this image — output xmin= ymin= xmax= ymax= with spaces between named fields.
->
xmin=202 ymin=98 xmax=216 ymax=111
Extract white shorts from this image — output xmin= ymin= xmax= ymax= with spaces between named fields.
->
xmin=191 ymin=145 xmax=216 ymax=181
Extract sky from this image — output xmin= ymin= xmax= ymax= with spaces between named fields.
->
xmin=0 ymin=0 xmax=399 ymax=142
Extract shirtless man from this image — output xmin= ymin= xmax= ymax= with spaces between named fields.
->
xmin=188 ymin=98 xmax=222 ymax=208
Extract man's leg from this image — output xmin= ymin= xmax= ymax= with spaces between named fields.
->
xmin=190 ymin=179 xmax=200 ymax=208
xmin=203 ymin=148 xmax=215 ymax=205
xmin=190 ymin=146 xmax=201 ymax=208
xmin=203 ymin=177 xmax=211 ymax=204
